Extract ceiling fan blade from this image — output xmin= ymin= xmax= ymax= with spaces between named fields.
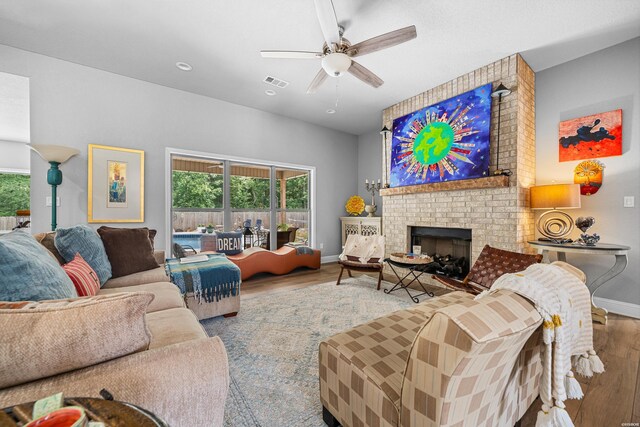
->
xmin=306 ymin=69 xmax=328 ymax=94
xmin=347 ymin=25 xmax=417 ymax=57
xmin=260 ymin=50 xmax=323 ymax=59
xmin=313 ymin=0 xmax=341 ymax=51
xmin=348 ymin=61 xmax=384 ymax=88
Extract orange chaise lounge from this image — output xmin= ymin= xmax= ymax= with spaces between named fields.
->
xmin=226 ymin=246 xmax=321 ymax=280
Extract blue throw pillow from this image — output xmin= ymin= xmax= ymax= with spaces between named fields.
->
xmin=55 ymin=225 xmax=112 ymax=285
xmin=0 ymin=231 xmax=77 ymax=301
xmin=216 ymin=231 xmax=243 ymax=255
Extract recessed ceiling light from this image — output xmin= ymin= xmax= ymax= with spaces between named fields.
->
xmin=176 ymin=62 xmax=193 ymax=71
xmin=265 ymin=89 xmax=276 ymax=96
xmin=326 ymin=108 xmax=336 ymax=114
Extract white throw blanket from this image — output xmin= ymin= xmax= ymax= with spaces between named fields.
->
xmin=476 ymin=263 xmax=604 ymax=427
xmin=339 ymin=235 xmax=385 ymax=264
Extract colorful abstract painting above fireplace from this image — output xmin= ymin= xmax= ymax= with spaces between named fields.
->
xmin=389 ymin=83 xmax=492 ymax=188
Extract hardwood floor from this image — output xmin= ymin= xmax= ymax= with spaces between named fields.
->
xmin=240 ymin=263 xmax=640 ymax=426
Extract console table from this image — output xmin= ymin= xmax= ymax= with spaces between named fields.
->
xmin=340 ymin=216 xmax=382 ymax=246
xmin=528 ymin=241 xmax=630 ymax=325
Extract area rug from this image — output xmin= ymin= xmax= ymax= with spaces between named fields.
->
xmin=202 ymin=275 xmax=427 ymax=427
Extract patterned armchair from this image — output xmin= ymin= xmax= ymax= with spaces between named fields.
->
xmin=433 ymin=244 xmax=542 ymax=295
xmin=319 ymin=289 xmax=545 ymax=427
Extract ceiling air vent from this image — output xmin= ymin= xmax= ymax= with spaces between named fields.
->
xmin=263 ymin=75 xmax=289 ymax=88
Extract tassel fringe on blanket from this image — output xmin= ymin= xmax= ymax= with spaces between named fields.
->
xmin=478 ymin=263 xmax=605 ymax=427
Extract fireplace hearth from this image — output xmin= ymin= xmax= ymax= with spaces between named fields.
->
xmin=410 ymin=226 xmax=472 ymax=279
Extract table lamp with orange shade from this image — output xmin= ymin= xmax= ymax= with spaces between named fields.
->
xmin=530 ymin=183 xmax=581 ymax=243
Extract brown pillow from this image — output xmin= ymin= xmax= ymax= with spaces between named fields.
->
xmin=97 ymin=226 xmax=157 ymax=249
xmin=0 ymin=292 xmax=153 ymax=388
xmin=33 ymin=232 xmax=66 ymax=265
xmin=97 ymin=227 xmax=159 ymax=278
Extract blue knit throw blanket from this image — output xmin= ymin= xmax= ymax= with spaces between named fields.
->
xmin=165 ymin=254 xmax=241 ymax=303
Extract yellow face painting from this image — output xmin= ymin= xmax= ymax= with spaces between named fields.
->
xmin=574 ymin=160 xmax=604 ymax=196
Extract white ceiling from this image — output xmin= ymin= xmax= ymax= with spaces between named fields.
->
xmin=0 ymin=0 xmax=638 ymax=135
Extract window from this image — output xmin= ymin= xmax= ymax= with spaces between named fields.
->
xmin=0 ymin=172 xmax=30 ymax=231
xmin=171 ymin=157 xmax=224 ymax=237
xmin=169 ymin=152 xmax=313 ymax=252
xmin=276 ymin=168 xmax=310 ymax=244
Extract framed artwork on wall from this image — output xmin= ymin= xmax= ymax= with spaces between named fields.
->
xmin=558 ymin=109 xmax=622 ymax=162
xmin=88 ymin=144 xmax=144 ymax=223
xmin=389 ymin=83 xmax=491 ymax=188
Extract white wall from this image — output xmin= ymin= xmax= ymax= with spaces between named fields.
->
xmin=0 ymin=44 xmax=359 ymax=257
xmin=0 ymin=140 xmax=29 ymax=173
xmin=536 ymin=37 xmax=640 ymax=306
xmin=357 ymin=129 xmax=384 ymax=215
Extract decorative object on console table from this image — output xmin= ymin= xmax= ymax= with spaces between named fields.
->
xmin=344 ymin=195 xmax=365 ymax=216
xmin=528 ymin=240 xmax=630 ymax=324
xmin=530 ymin=183 xmax=581 ymax=243
xmin=490 ymin=83 xmax=513 ymax=176
xmin=380 ymin=126 xmax=391 ymax=188
xmin=88 ymin=144 xmax=144 ymax=223
xmin=364 ymin=178 xmax=381 ymax=217
xmin=575 ymin=216 xmax=599 ymax=246
xmin=27 ymin=144 xmax=80 ymax=231
xmin=559 ymin=109 xmax=622 ymax=162
xmin=574 ymin=159 xmax=605 ymax=196
xmin=390 ymin=83 xmax=491 ymax=187
xmin=340 ymin=216 xmax=382 ymax=246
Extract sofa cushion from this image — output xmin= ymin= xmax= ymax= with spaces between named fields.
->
xmin=0 ymin=292 xmax=153 ymax=388
xmin=62 ymin=253 xmax=100 ymax=296
xmin=146 ymin=308 xmax=207 ymax=349
xmin=97 ymin=227 xmax=158 ymax=279
xmin=216 ymin=231 xmax=242 ymax=255
xmin=0 ymin=231 xmax=77 ymax=301
xmin=98 ymin=282 xmax=184 ymax=313
xmin=102 ymin=266 xmax=169 ymax=289
xmin=33 ymin=231 xmax=66 ymax=264
xmin=55 ymin=225 xmax=112 ymax=285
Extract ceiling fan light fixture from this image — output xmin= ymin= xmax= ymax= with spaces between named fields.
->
xmin=321 ymin=53 xmax=351 ymax=77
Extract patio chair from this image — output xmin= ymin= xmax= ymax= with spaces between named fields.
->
xmin=336 ymin=235 xmax=385 ymax=290
xmin=172 ymin=242 xmax=198 ymax=259
xmin=432 ymin=244 xmax=542 ymax=295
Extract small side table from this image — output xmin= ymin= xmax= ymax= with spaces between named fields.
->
xmin=2 ymin=397 xmax=167 ymax=426
xmin=383 ymin=258 xmax=435 ymax=303
xmin=528 ymin=241 xmax=630 ymax=325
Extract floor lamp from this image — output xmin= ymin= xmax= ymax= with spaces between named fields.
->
xmin=28 ymin=144 xmax=80 ymax=231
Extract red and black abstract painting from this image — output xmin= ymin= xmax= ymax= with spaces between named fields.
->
xmin=558 ymin=109 xmax=622 ymax=162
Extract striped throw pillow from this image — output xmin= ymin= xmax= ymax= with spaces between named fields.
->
xmin=62 ymin=253 xmax=100 ymax=296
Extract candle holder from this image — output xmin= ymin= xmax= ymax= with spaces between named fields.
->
xmin=364 ymin=180 xmax=382 ymax=217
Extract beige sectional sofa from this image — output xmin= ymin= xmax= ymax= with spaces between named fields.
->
xmin=0 ymin=244 xmax=229 ymax=427
xmin=319 ymin=262 xmax=585 ymax=427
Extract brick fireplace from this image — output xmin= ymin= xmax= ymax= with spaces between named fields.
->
xmin=381 ymin=54 xmax=536 ymax=272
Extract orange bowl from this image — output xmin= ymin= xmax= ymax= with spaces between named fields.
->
xmin=25 ymin=407 xmax=86 ymax=427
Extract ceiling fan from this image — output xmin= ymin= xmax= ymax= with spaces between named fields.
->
xmin=260 ymin=0 xmax=417 ymax=94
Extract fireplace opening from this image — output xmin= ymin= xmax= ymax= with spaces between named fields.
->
xmin=409 ymin=226 xmax=472 ymax=280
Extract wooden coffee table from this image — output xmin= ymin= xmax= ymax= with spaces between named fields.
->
xmin=1 ymin=397 xmax=167 ymax=426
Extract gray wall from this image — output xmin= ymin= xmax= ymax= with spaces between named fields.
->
xmin=0 ymin=44 xmax=358 ymax=257
xmin=536 ymin=37 xmax=640 ymax=305
xmin=356 ymin=130 xmax=384 ymax=216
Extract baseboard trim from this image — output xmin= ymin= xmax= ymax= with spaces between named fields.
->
xmin=593 ymin=297 xmax=640 ymax=319
xmin=321 ymin=255 xmax=339 ymax=264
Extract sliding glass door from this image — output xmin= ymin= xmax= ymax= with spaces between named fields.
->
xmin=169 ymin=152 xmax=313 ymax=254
